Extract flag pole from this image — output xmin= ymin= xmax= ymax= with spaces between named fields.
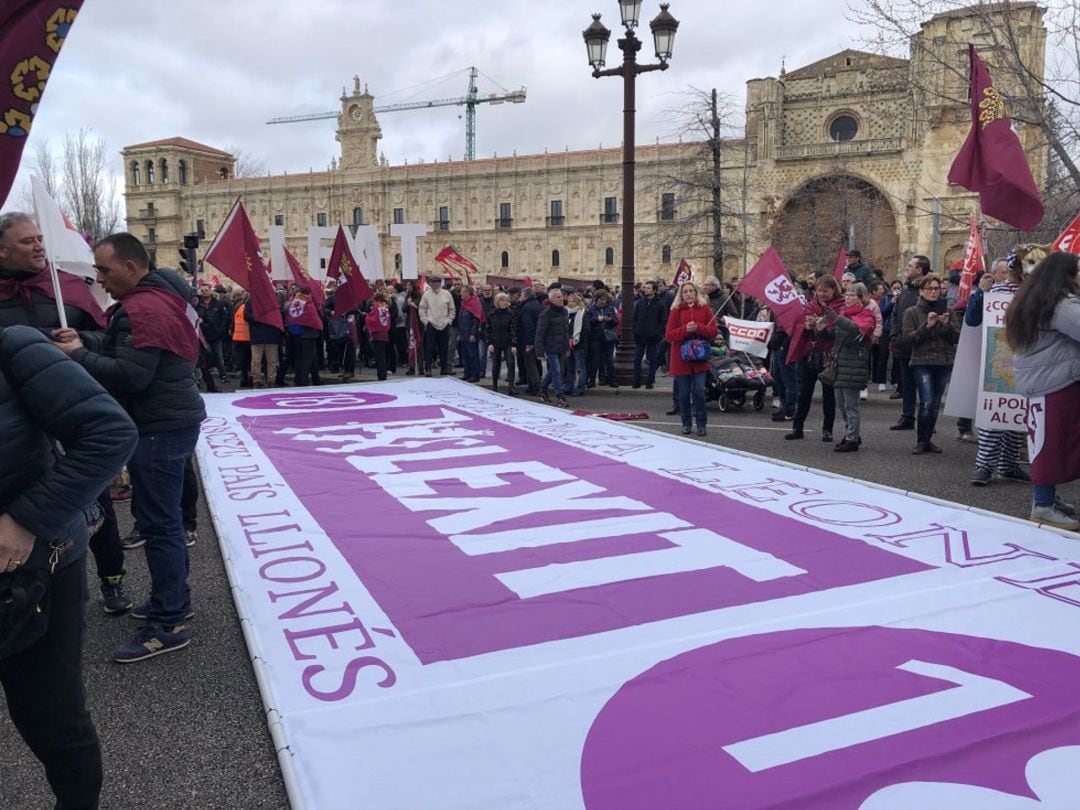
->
xmin=31 ymin=176 xmax=69 ymax=329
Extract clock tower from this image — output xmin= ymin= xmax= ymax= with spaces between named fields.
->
xmin=337 ymin=75 xmax=381 ymax=172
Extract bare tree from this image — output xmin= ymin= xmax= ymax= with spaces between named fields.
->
xmin=848 ymin=0 xmax=1080 ymax=238
xmin=647 ymin=87 xmax=754 ymax=281
xmin=227 ymin=146 xmax=267 ymax=178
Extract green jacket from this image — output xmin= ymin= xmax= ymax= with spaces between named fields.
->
xmin=902 ymin=299 xmax=961 ymax=366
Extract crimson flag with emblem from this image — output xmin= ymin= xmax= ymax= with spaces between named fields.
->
xmin=326 ymin=226 xmax=373 ymax=317
xmin=735 ymin=248 xmax=803 ymax=335
xmin=948 ymin=45 xmax=1043 ymax=231
xmin=203 ymin=199 xmax=283 ymax=330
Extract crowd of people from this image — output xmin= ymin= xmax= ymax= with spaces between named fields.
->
xmin=3 ymin=203 xmax=1080 ymax=808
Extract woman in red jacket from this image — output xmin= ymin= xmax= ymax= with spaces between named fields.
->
xmin=665 ymin=281 xmax=719 ymax=436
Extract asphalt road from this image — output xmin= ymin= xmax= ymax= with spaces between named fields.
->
xmin=3 ymin=370 xmax=1070 ymax=809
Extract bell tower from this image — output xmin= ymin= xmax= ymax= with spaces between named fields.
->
xmin=337 ymin=75 xmax=381 ymax=172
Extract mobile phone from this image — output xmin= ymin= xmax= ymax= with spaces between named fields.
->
xmin=930 ymin=298 xmax=947 ymax=314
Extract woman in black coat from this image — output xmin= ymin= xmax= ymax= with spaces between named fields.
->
xmin=485 ymin=292 xmax=518 ymax=394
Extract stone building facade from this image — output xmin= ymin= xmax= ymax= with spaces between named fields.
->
xmin=122 ymin=3 xmax=1047 ymax=285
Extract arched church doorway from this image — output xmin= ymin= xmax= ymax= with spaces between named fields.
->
xmin=771 ymin=174 xmax=900 ymax=281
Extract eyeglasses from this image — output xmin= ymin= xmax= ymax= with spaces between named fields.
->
xmin=923 ymin=285 xmax=942 ymax=292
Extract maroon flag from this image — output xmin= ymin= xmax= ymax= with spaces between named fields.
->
xmin=0 ymin=267 xmax=105 ymax=328
xmin=406 ymin=304 xmax=422 ymax=371
xmin=203 ymin=200 xmax=283 ymax=330
xmin=0 ymin=1 xmax=83 ymax=206
xmin=735 ymin=248 xmax=804 ymax=335
xmin=284 ymin=246 xmax=325 ymax=310
xmin=326 ymin=226 xmax=373 ymax=317
xmin=832 ymin=246 xmax=847 ymax=281
xmin=284 ymin=294 xmax=323 ymax=333
xmin=948 ymin=45 xmax=1044 ymax=231
xmin=672 ymin=259 xmax=692 ymax=287
xmin=435 ymin=244 xmax=478 ymax=284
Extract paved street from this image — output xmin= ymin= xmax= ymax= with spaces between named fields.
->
xmin=3 ymin=372 xmax=1071 ymax=809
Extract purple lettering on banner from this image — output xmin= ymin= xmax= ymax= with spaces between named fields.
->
xmin=238 ymin=400 xmax=929 ymax=663
xmin=581 ymin=627 xmax=1080 ymax=810
xmin=233 ymin=391 xmax=397 ymax=411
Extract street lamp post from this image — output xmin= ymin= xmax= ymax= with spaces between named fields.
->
xmin=583 ymin=2 xmax=678 ymax=386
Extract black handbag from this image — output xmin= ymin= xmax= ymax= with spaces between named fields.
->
xmin=0 ymin=566 xmax=50 ymax=660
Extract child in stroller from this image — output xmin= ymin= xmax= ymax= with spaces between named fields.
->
xmin=705 ymin=339 xmax=773 ymax=412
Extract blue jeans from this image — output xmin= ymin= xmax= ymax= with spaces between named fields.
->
xmin=129 ymin=425 xmax=200 ymax=626
xmin=540 ymin=352 xmax=566 ymax=399
xmin=459 ymin=338 xmax=480 ymax=380
xmin=571 ymin=345 xmax=587 ymax=394
xmin=477 ymin=338 xmax=488 ymax=376
xmin=675 ymin=372 xmax=707 ymax=430
xmin=913 ymin=365 xmax=951 ymax=444
xmin=633 ymin=340 xmax=659 ymax=386
xmin=1033 ymin=484 xmax=1057 ymax=508
xmin=771 ymin=347 xmax=800 ymax=417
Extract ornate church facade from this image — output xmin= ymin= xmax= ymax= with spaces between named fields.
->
xmin=121 ymin=3 xmax=1046 ymax=284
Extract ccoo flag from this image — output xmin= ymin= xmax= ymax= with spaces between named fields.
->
xmin=947 ymin=45 xmax=1043 ymax=231
xmin=326 ymin=226 xmax=373 ymax=317
xmin=0 ymin=1 xmax=83 ymax=207
xmin=203 ymin=199 xmax=283 ymax=330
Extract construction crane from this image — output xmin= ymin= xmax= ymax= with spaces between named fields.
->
xmin=266 ymin=67 xmax=526 ymax=161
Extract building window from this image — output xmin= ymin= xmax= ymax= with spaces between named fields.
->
xmin=393 ymin=207 xmax=404 ymax=225
xmin=552 ymin=249 xmax=560 ymax=267
xmin=145 ymin=161 xmax=155 ymax=185
xmin=352 ymin=207 xmax=364 ymax=226
xmin=497 ymin=202 xmax=512 ymax=229
xmin=605 ymin=247 xmax=615 ymax=265
xmin=548 ymin=200 xmax=564 ymax=227
xmin=317 ymin=212 xmax=328 ymax=227
xmin=218 ymin=167 xmax=229 ymax=179
xmin=437 ymin=205 xmax=450 ymax=230
xmin=178 ymin=160 xmax=187 ymax=185
xmin=660 ymin=193 xmax=676 ymax=221
xmin=829 ymin=114 xmax=859 ymax=142
xmin=602 ymin=197 xmax=618 ymax=224
xmin=160 ymin=159 xmax=169 ymax=185
xmin=319 ymin=258 xmax=327 ymax=269
xmin=147 ymin=227 xmax=156 ymax=244
xmin=146 ymin=201 xmax=155 ymax=216
xmin=131 ymin=161 xmax=140 ymax=186
xmin=196 ymin=219 xmax=205 ymax=239
xmin=501 ymin=251 xmax=510 ymax=268
xmin=394 ymin=253 xmax=402 ymax=272
xmin=274 ymin=214 xmax=284 ymax=226
xmin=661 ymin=245 xmax=672 ymax=263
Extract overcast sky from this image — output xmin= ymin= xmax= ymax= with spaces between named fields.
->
xmin=8 ymin=0 xmax=874 ymax=207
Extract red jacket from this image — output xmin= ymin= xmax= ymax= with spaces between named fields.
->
xmin=365 ymin=305 xmax=391 ymax=341
xmin=665 ymin=303 xmax=718 ymax=376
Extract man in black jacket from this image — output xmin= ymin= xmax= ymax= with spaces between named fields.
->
xmin=195 ymin=283 xmax=230 ymax=383
xmin=0 ymin=325 xmax=137 ymax=809
xmin=54 ymin=233 xmax=205 ymax=664
xmin=517 ymin=287 xmax=542 ymax=393
xmin=632 ymin=280 xmax=665 ymax=389
xmin=889 ymin=255 xmax=929 ymax=431
xmin=535 ymin=288 xmax=570 ymax=406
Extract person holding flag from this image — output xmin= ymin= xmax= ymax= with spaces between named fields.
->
xmin=53 ymin=233 xmax=205 ymax=663
xmin=284 ymin=285 xmax=324 ymax=387
xmin=364 ymin=291 xmax=393 ymax=381
xmin=458 ymin=285 xmax=485 ymax=382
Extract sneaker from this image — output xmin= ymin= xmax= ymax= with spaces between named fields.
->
xmin=772 ymin=397 xmax=781 ymax=409
xmin=696 ymin=426 xmax=707 ymax=436
xmin=770 ymin=410 xmax=788 ymax=422
xmin=834 ymin=439 xmax=859 ymax=453
xmin=556 ymin=398 xmax=569 ymax=408
xmin=997 ymin=467 xmax=1031 ymax=483
xmin=784 ymin=429 xmax=805 ymax=440
xmin=99 ymin=575 xmax=132 ymax=615
xmin=925 ymin=442 xmax=943 ymax=454
xmin=821 ymin=430 xmax=833 ymax=443
xmin=665 ymin=408 xmax=679 ymax=416
xmin=113 ymin=624 xmax=190 ymax=663
xmin=957 ymin=431 xmax=975 ymax=442
xmin=889 ymin=420 xmax=915 ymax=431
xmin=645 ymin=383 xmax=654 ymax=390
xmin=1030 ymin=504 xmax=1080 ymax=531
xmin=185 ymin=529 xmax=197 ymax=548
xmin=681 ymin=426 xmax=692 ymax=435
xmin=539 ymin=390 xmax=552 ymax=403
xmin=859 ymin=389 xmax=869 ymax=401
xmin=970 ymin=467 xmax=992 ymax=486
xmin=1056 ymin=498 xmax=1078 ymax=519
xmin=912 ymin=442 xmax=928 ymax=455
xmin=131 ymin=602 xmax=195 ymax=621
xmin=877 ymin=384 xmax=887 ymax=392
xmin=121 ymin=530 xmax=145 ymax=550
xmin=888 ymin=390 xmax=902 ymax=400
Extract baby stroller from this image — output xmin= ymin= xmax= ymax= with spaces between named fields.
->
xmin=705 ymin=346 xmax=772 ymax=412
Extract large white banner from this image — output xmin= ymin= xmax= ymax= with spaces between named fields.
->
xmin=197 ymin=380 xmax=1080 ymax=809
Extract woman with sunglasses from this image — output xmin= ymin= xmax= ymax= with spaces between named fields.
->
xmin=902 ymin=273 xmax=962 ymax=454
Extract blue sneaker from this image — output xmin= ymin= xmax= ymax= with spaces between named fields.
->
xmin=113 ymin=625 xmax=190 ymax=663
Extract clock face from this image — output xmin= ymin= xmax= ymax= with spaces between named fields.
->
xmin=349 ymin=105 xmax=362 ymax=122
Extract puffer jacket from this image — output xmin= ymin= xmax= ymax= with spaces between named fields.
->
xmin=485 ymin=307 xmax=517 ymax=349
xmin=534 ymin=303 xmax=571 ymax=355
xmin=0 ymin=326 xmax=137 ymax=570
xmin=73 ymin=272 xmax=206 ymax=434
xmin=1013 ymin=294 xmax=1080 ymax=397
xmin=823 ymin=303 xmax=875 ymax=389
xmin=903 ymin=298 xmax=961 ymax=366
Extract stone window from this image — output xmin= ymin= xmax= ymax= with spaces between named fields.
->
xmin=662 ymin=245 xmax=672 ymax=264
xmin=552 ymin=249 xmax=560 ymax=267
xmin=501 ymin=251 xmax=510 ymax=268
xmin=829 ymin=114 xmax=859 ymax=142
xmin=130 ymin=161 xmax=140 ymax=186
xmin=317 ymin=212 xmax=328 ymax=227
xmin=160 ymin=159 xmax=169 ymax=184
xmin=145 ymin=161 xmax=155 ymax=185
xmin=605 ymin=247 xmax=615 ymax=266
xmin=178 ymin=160 xmax=187 ymax=185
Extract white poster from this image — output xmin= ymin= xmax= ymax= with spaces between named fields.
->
xmin=725 ymin=317 xmax=773 ymax=358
